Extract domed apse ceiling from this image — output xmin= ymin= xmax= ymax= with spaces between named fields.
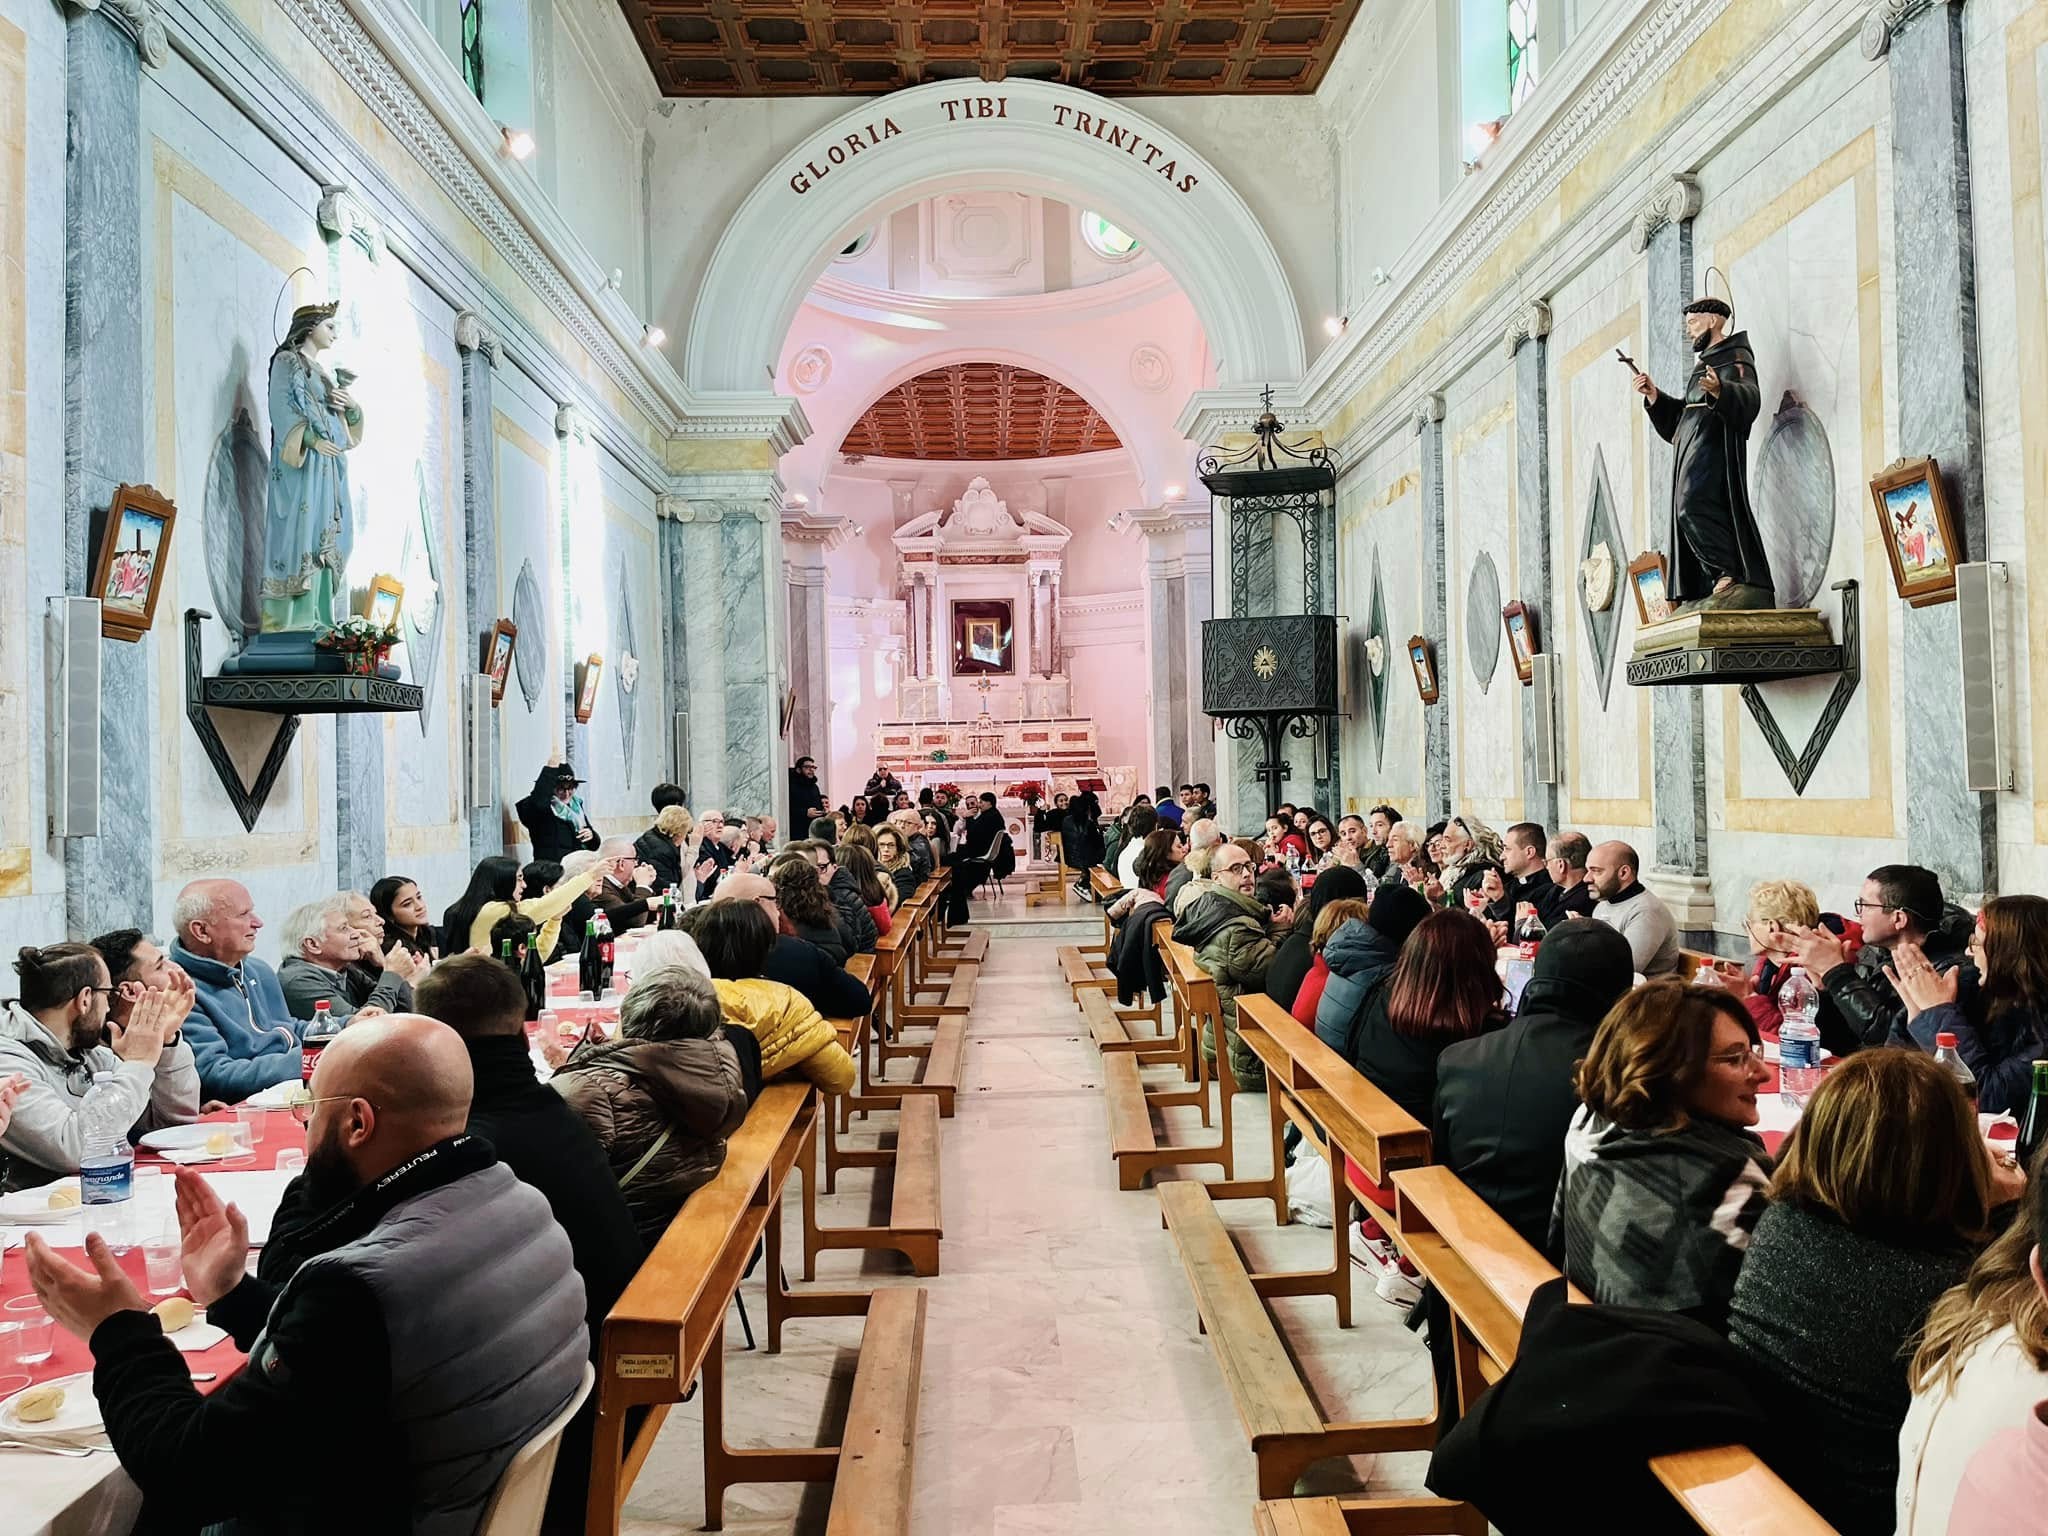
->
xmin=615 ymin=2 xmax=1367 ymax=97
xmin=841 ymin=363 xmax=1122 ymax=461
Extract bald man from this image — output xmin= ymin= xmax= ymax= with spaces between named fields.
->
xmin=714 ymin=872 xmax=872 ymax=1017
xmin=27 ymin=1015 xmax=587 ymax=1533
xmin=170 ymin=878 xmax=310 ymax=1102
xmin=1586 ymin=840 xmax=1681 ymax=978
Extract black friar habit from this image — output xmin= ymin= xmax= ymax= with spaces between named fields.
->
xmin=1644 ymin=330 xmax=1777 ymax=604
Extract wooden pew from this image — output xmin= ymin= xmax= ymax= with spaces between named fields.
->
xmin=1252 ymin=1165 xmax=1830 ymax=1536
xmin=857 ymin=887 xmax=968 ymax=1118
xmin=588 ymin=1080 xmax=925 ymax=1533
xmin=1158 ymin=1178 xmax=1438 ymax=1499
xmin=1083 ymin=867 xmax=1122 ymax=956
xmin=1025 ymin=829 xmax=1075 ymax=907
xmin=1234 ymin=994 xmax=1433 ymax=1327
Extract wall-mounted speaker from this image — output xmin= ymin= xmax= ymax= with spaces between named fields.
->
xmin=1957 ymin=562 xmax=2011 ymax=792
xmin=464 ymin=672 xmax=495 ymax=813
xmin=1531 ymin=652 xmax=1562 ymax=785
xmin=47 ymin=597 xmax=102 ymax=839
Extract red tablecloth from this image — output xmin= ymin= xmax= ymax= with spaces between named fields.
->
xmin=3 ymin=1107 xmax=308 ymax=1401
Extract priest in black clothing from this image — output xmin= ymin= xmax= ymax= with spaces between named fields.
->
xmin=1630 ymin=296 xmax=1776 ymax=613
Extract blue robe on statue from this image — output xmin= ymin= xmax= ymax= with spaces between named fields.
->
xmin=261 ymin=349 xmax=355 ymax=633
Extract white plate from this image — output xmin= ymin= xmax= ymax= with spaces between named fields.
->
xmin=244 ymin=1081 xmax=310 ymax=1110
xmin=139 ymin=1126 xmax=238 ymax=1153
xmin=0 ymin=1182 xmax=83 ymax=1225
xmin=0 ymin=1372 xmax=103 ymax=1437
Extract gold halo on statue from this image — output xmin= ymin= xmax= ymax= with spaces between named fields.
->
xmin=269 ymin=267 xmax=331 ymax=345
xmin=1701 ymin=265 xmax=1735 ymax=320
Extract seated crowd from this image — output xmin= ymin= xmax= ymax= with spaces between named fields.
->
xmin=0 ymin=765 xmax=899 ymax=1535
xmin=1080 ymin=790 xmax=2048 ymax=1535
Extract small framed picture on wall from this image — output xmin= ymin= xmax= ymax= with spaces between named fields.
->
xmin=483 ymin=620 xmax=518 ymax=705
xmin=364 ymin=574 xmax=405 ymax=632
xmin=1870 ymin=455 xmax=1961 ymax=608
xmin=1407 ymin=635 xmax=1439 ymax=704
xmin=90 ymin=483 xmax=176 ymax=642
xmin=1626 ymin=551 xmax=1671 ymax=626
xmin=574 ymin=653 xmax=605 ymax=724
xmin=1501 ymin=601 xmax=1539 ymax=686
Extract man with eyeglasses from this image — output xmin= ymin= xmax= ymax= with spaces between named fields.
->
xmin=1173 ymin=840 xmax=1290 ymax=1093
xmin=25 ymin=1014 xmax=588 ymax=1533
xmin=1790 ymin=863 xmax=1977 ymax=1049
xmin=713 ymin=873 xmax=870 ymax=1016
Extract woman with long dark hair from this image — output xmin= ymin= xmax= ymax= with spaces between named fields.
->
xmin=1894 ymin=895 xmax=2048 ymax=1115
xmin=370 ymin=875 xmax=439 ymax=963
xmin=442 ymin=852 xmax=600 ymax=959
xmin=1343 ymin=908 xmax=1507 ymax=1124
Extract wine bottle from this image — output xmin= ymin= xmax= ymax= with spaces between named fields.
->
xmin=519 ymin=931 xmax=547 ymax=1021
xmin=578 ymin=919 xmax=604 ymax=999
xmin=2017 ymin=1060 xmax=2048 ymax=1170
xmin=596 ymin=912 xmax=616 ymax=994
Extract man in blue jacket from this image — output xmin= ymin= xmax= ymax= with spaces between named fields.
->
xmin=169 ymin=879 xmax=307 ymax=1103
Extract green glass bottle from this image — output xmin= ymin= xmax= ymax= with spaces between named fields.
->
xmin=2016 ymin=1060 xmax=2048 ymax=1170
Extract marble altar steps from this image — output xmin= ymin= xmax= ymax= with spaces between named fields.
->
xmin=1045 ymin=913 xmax=1831 ymax=1527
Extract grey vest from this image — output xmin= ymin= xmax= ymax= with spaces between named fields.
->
xmin=282 ymin=1162 xmax=587 ymax=1535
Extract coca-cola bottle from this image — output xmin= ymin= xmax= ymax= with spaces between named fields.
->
xmin=301 ymin=999 xmax=341 ymax=1083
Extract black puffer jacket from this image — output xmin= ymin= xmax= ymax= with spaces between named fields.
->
xmin=825 ymin=865 xmax=879 ymax=955
xmin=551 ymin=1035 xmax=749 ymax=1248
xmin=1820 ymin=903 xmax=1976 ymax=1048
xmin=515 ymin=766 xmax=599 ymax=862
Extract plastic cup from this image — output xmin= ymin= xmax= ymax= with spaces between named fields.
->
xmin=276 ymin=1149 xmax=306 ymax=1174
xmin=144 ymin=1231 xmax=183 ymax=1297
xmin=11 ymin=1310 xmax=53 ymax=1365
xmin=235 ymin=1104 xmax=266 ymax=1147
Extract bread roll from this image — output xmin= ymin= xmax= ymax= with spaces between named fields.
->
xmin=45 ymin=1185 xmax=80 ymax=1210
xmin=151 ymin=1296 xmax=196 ymax=1334
xmin=15 ymin=1384 xmax=65 ymax=1423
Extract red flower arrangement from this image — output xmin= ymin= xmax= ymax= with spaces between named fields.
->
xmin=1007 ymin=779 xmax=1047 ymax=805
xmin=933 ymin=781 xmax=963 ymax=801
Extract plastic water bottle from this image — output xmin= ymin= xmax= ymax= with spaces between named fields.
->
xmin=1933 ymin=1031 xmax=1977 ymax=1102
xmin=79 ymin=1072 xmax=137 ymax=1249
xmin=1777 ymin=967 xmax=1823 ymax=1108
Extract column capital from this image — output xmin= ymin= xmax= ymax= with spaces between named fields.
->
xmin=62 ymin=0 xmax=168 ymax=67
xmin=1413 ymin=391 xmax=1446 ymax=433
xmin=454 ymin=310 xmax=500 ymax=360
xmin=1629 ymin=173 xmax=1703 ymax=253
xmin=316 ymin=185 xmax=381 ymax=249
xmin=554 ymin=402 xmax=580 ymax=439
xmin=1862 ymin=0 xmax=1961 ymax=57
xmin=781 ymin=506 xmax=854 ymax=551
xmin=1502 ymin=299 xmax=1554 ymax=360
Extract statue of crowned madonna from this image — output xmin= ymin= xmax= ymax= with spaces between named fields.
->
xmin=262 ymin=299 xmax=363 ymax=633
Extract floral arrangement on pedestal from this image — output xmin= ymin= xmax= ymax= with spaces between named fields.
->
xmin=1007 ymin=779 xmax=1047 ymax=806
xmin=316 ymin=615 xmax=401 ymax=676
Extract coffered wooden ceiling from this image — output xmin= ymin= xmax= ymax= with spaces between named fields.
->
xmin=841 ymin=363 xmax=1122 ymax=460
xmin=619 ymin=2 xmax=1365 ymax=97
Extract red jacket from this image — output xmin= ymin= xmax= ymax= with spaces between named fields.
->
xmin=1744 ymin=914 xmax=1863 ymax=1034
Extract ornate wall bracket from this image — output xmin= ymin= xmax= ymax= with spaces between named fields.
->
xmin=184 ymin=609 xmax=422 ymax=830
xmin=1629 ymin=173 xmax=1703 ymax=253
xmin=1737 ymin=582 xmax=1862 ymax=796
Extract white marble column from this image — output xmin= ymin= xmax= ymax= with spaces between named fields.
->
xmin=1117 ymin=502 xmax=1213 ymax=794
xmin=781 ymin=505 xmax=848 ymax=775
xmin=62 ymin=0 xmax=162 ymax=936
xmin=1507 ymin=300 xmax=1560 ymax=830
xmin=1181 ymin=544 xmax=1215 ymax=791
xmin=1416 ymin=394 xmax=1452 ymax=824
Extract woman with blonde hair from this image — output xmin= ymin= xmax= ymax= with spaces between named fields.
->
xmin=1740 ymin=877 xmax=1862 ymax=1047
xmin=1727 ymin=1049 xmax=1998 ymax=1533
xmin=634 ymin=802 xmax=696 ymax=895
xmin=1554 ymin=983 xmax=1773 ymax=1325
xmin=1897 ymin=1174 xmax=2048 ymax=1533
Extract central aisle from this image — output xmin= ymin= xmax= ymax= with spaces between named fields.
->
xmin=619 ymin=904 xmax=1434 ymax=1535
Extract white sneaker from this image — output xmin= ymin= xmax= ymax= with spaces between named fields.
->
xmin=1350 ymin=1217 xmax=1399 ymax=1275
xmin=1375 ymin=1260 xmax=1423 ymax=1308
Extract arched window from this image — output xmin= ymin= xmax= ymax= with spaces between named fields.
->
xmin=1507 ymin=0 xmax=1537 ymax=109
xmin=834 ymin=227 xmax=876 ymax=262
xmin=1080 ymin=211 xmax=1141 ymax=262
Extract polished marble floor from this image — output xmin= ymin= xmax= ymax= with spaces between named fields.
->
xmin=620 ymin=892 xmax=1435 ymax=1535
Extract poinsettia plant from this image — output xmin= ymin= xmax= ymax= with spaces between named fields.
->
xmin=316 ymin=615 xmax=401 ymax=653
xmin=1007 ymin=779 xmax=1047 ymax=805
xmin=933 ymin=781 xmax=963 ymax=800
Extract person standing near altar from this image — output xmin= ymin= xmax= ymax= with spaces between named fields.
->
xmin=262 ymin=300 xmax=363 ymax=633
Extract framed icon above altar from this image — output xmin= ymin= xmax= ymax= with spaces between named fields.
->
xmin=950 ymin=599 xmax=1015 ymax=676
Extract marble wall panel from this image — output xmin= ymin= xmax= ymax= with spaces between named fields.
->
xmin=583 ymin=496 xmax=661 ymax=831
xmin=1445 ymin=370 xmax=1520 ymax=824
xmin=493 ymin=400 xmax=560 ymax=843
xmin=1335 ymin=429 xmax=1426 ymax=812
xmin=1549 ymin=253 xmax=1653 ymax=837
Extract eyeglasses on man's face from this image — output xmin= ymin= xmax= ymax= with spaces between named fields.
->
xmin=290 ymin=1093 xmax=371 ymax=1125
xmin=1851 ymin=899 xmax=1894 ymax=915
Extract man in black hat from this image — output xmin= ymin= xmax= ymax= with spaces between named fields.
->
xmin=1630 ymin=297 xmax=1776 ymax=613
xmin=514 ymin=763 xmax=601 ymax=862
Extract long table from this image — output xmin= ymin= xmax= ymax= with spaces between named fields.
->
xmin=4 ymin=1106 xmax=307 ymax=1536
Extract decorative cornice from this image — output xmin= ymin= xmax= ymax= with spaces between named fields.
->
xmin=671 ymin=395 xmax=813 ymax=458
xmin=1306 ymin=0 xmax=1724 ymax=434
xmin=1110 ymin=502 xmax=1214 ymax=540
xmin=274 ymin=0 xmax=678 ymax=432
xmin=1502 ymin=299 xmax=1554 ymax=358
xmin=453 ymin=310 xmax=499 ymax=359
xmin=1174 ymin=386 xmax=1318 ymax=447
xmin=65 ymin=0 xmax=169 ymax=67
xmin=1413 ymin=392 xmax=1446 ymax=433
xmin=316 ymin=184 xmax=381 ymax=248
xmin=780 ymin=508 xmax=855 ymax=551
xmin=669 ymin=469 xmax=783 ymax=507
xmin=1059 ymin=590 xmax=1147 ymax=620
xmin=1860 ymin=0 xmax=1953 ymax=57
xmin=1629 ymin=172 xmax=1704 ymax=252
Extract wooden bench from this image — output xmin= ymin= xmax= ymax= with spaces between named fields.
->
xmin=1651 ymin=1447 xmax=1839 ymax=1535
xmin=804 ymin=1090 xmax=944 ymax=1278
xmin=1159 ymin=1179 xmax=1437 ymax=1499
xmin=854 ymin=891 xmax=967 ymax=1118
xmin=1083 ymin=867 xmax=1122 ymax=956
xmin=821 ymin=1286 xmax=926 ymax=1536
xmin=1234 ymin=994 xmax=1433 ymax=1327
xmin=1057 ymin=939 xmax=1166 ymax=1034
xmin=588 ymin=1081 xmax=921 ymax=1533
xmin=1025 ymin=830 xmax=1075 ymax=907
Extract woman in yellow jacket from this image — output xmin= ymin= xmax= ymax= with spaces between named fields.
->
xmin=441 ymin=853 xmax=605 ymax=963
xmin=690 ymin=899 xmax=857 ymax=1094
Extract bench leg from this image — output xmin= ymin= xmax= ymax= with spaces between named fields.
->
xmin=1254 ymin=1417 xmax=1439 ymax=1500
xmin=700 ymin=1332 xmax=842 ymax=1529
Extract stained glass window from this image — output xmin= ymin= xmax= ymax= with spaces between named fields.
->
xmin=1507 ymin=0 xmax=1537 ymax=109
xmin=1081 ymin=211 xmax=1141 ymax=261
xmin=459 ymin=0 xmax=484 ymax=103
